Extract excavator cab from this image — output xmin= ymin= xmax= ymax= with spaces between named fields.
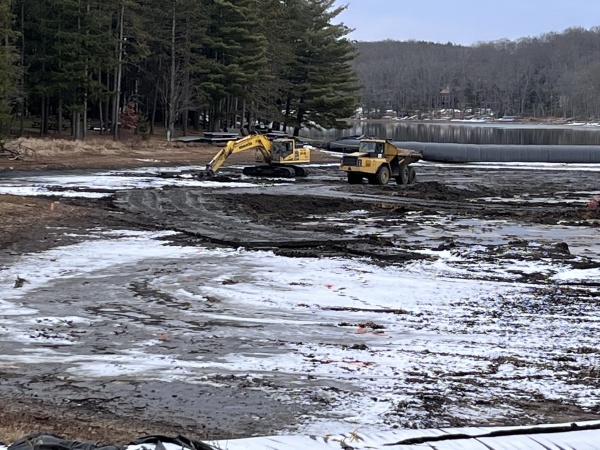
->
xmin=272 ymin=139 xmax=295 ymax=161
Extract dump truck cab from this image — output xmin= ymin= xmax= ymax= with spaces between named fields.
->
xmin=339 ymin=139 xmax=421 ymax=185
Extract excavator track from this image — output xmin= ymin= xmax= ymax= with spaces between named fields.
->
xmin=242 ymin=164 xmax=308 ymax=178
xmin=290 ymin=166 xmax=309 ymax=177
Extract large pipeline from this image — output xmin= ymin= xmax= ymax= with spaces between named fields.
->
xmin=394 ymin=141 xmax=600 ymax=163
xmin=325 ymin=138 xmax=600 ymax=163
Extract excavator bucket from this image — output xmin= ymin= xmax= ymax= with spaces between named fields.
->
xmin=194 ymin=166 xmax=215 ymax=178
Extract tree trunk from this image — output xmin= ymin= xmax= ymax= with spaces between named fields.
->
xmin=73 ymin=111 xmax=80 ymax=139
xmin=57 ymin=98 xmax=63 ymax=136
xmin=19 ymin=1 xmax=25 ymax=136
xmin=103 ymin=71 xmax=110 ymax=135
xmin=99 ymin=99 xmax=104 ymax=134
xmin=150 ymin=85 xmax=158 ymax=135
xmin=167 ymin=4 xmax=176 ymax=141
xmin=293 ymin=99 xmax=305 ymax=137
xmin=83 ymin=96 xmax=88 ymax=139
xmin=40 ymin=96 xmax=46 ymax=135
xmin=112 ymin=3 xmax=125 ymax=140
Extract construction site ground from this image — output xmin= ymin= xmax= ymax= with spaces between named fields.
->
xmin=0 ymin=137 xmax=599 ymax=445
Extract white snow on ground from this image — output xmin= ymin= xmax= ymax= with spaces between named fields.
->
xmin=307 ymin=211 xmax=600 ymax=259
xmin=553 ymin=267 xmax=600 ymax=282
xmin=0 ymin=166 xmax=599 ymax=439
xmin=0 ymin=230 xmax=196 ymax=301
xmin=0 ymin=231 xmax=599 ymax=436
xmin=1 ymin=161 xmax=599 ymax=199
xmin=0 ymin=170 xmax=259 ymax=198
xmin=478 ymin=194 xmax=600 ymax=204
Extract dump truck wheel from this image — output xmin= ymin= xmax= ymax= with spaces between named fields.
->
xmin=396 ymin=165 xmax=409 ymax=185
xmin=376 ymin=166 xmax=390 ymax=185
xmin=408 ymin=166 xmax=416 ymax=184
xmin=347 ymin=172 xmax=363 ymax=184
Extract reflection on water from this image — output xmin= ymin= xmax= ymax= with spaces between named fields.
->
xmin=299 ymin=121 xmax=600 ymax=145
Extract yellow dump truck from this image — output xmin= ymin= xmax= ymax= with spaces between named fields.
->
xmin=339 ymin=139 xmax=422 ymax=185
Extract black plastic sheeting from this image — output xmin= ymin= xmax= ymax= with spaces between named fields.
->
xmin=393 ymin=141 xmax=600 ymax=163
xmin=6 ymin=433 xmax=213 ymax=450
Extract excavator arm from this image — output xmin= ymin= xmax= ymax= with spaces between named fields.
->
xmin=204 ymin=134 xmax=274 ymax=175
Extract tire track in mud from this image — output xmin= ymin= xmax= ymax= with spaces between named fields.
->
xmin=111 ymin=171 xmax=599 ymax=265
xmin=114 ymin=187 xmax=364 ymax=249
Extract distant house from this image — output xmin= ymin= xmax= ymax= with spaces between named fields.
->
xmin=439 ymin=86 xmax=457 ymax=114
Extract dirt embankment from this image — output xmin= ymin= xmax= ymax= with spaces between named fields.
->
xmin=1 ymin=137 xmax=223 ymax=171
xmin=1 ymin=136 xmax=337 ymax=171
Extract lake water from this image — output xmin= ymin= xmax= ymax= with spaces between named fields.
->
xmin=298 ymin=120 xmax=600 ymax=145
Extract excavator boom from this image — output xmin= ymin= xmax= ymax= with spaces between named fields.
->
xmin=204 ymin=134 xmax=273 ymax=175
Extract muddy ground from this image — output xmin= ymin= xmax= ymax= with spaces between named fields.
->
xmin=0 ymin=142 xmax=599 ymax=444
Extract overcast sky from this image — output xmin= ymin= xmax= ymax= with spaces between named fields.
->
xmin=335 ymin=0 xmax=600 ymax=45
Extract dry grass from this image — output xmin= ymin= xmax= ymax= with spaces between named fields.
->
xmin=5 ymin=136 xmax=182 ymax=158
xmin=0 ymin=136 xmax=338 ymax=171
xmin=0 ymin=404 xmax=207 ymax=446
xmin=0 ymin=424 xmax=32 ymax=445
xmin=0 ymin=136 xmax=222 ymax=170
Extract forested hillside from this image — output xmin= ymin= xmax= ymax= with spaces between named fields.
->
xmin=0 ymin=0 xmax=359 ymax=139
xmin=354 ymin=28 xmax=600 ymax=120
xmin=4 ymin=1 xmax=598 ymax=141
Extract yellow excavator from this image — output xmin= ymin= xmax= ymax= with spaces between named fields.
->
xmin=339 ymin=138 xmax=422 ymax=185
xmin=202 ymin=134 xmax=311 ymax=177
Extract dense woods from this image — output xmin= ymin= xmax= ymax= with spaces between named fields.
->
xmin=354 ymin=28 xmax=600 ymax=120
xmin=0 ymin=0 xmax=359 ymax=139
xmin=4 ymin=1 xmax=600 ymax=141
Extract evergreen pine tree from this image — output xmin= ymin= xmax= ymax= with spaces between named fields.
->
xmin=0 ymin=0 xmax=20 ymax=136
xmin=133 ymin=0 xmax=210 ymax=138
xmin=203 ymin=0 xmax=269 ymax=130
xmin=283 ymin=0 xmax=360 ymax=135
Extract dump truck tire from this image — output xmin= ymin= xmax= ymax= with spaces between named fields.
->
xmin=376 ymin=166 xmax=390 ymax=185
xmin=396 ymin=165 xmax=409 ymax=185
xmin=347 ymin=172 xmax=363 ymax=184
xmin=408 ymin=166 xmax=416 ymax=184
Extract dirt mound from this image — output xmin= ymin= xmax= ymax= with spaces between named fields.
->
xmin=219 ymin=193 xmax=364 ymax=220
xmin=1 ymin=137 xmax=340 ymax=172
xmin=401 ymin=181 xmax=495 ymax=201
xmin=339 ymin=180 xmax=501 ymax=202
xmin=0 ymin=137 xmax=222 ymax=171
xmin=6 ymin=137 xmax=132 ymax=157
